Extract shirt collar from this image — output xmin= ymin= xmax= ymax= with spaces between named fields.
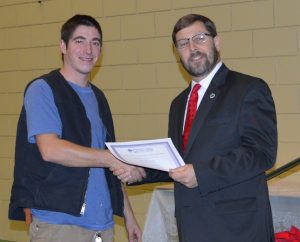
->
xmin=191 ymin=61 xmax=223 ymax=90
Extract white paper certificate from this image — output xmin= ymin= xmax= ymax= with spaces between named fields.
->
xmin=105 ymin=138 xmax=185 ymax=171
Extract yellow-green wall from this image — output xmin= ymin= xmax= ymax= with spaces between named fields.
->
xmin=0 ymin=0 xmax=299 ymax=241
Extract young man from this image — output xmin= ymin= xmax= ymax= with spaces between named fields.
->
xmin=9 ymin=14 xmax=144 ymax=242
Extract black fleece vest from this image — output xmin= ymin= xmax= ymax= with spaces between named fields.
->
xmin=9 ymin=69 xmax=123 ymax=221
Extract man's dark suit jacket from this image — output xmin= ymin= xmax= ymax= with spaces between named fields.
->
xmin=144 ymin=64 xmax=277 ymax=242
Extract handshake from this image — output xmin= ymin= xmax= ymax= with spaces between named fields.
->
xmin=109 ymin=159 xmax=147 ymax=184
xmin=105 ymin=138 xmax=183 ymax=184
xmin=105 ymin=138 xmax=198 ymax=189
xmin=108 ymin=150 xmax=198 ymax=189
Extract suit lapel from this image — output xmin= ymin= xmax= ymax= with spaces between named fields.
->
xmin=184 ymin=64 xmax=229 ymax=155
xmin=175 ymin=88 xmax=190 ymax=154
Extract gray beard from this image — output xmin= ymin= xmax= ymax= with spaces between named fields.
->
xmin=181 ymin=47 xmax=219 ymax=78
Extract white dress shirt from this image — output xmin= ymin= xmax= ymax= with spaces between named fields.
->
xmin=182 ymin=61 xmax=223 ymax=132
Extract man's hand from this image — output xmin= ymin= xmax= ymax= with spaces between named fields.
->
xmin=125 ymin=215 xmax=142 ymax=242
xmin=122 ymin=184 xmax=142 ymax=242
xmin=169 ymin=164 xmax=198 ymax=188
xmin=110 ymin=164 xmax=146 ymax=184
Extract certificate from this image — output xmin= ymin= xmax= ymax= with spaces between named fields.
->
xmin=105 ymin=138 xmax=185 ymax=171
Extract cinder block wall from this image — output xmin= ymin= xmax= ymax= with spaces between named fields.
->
xmin=0 ymin=0 xmax=299 ymax=241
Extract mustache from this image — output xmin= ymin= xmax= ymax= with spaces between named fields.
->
xmin=189 ymin=51 xmax=205 ymax=60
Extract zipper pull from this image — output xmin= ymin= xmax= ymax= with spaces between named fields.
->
xmin=95 ymin=232 xmax=102 ymax=242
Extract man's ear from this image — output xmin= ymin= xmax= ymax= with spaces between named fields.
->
xmin=60 ymin=40 xmax=67 ymax=54
xmin=213 ymin=35 xmax=221 ymax=51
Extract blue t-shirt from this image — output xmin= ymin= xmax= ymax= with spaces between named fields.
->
xmin=25 ymin=79 xmax=114 ymax=231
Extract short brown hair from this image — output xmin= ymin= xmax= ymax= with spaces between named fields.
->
xmin=172 ymin=14 xmax=217 ymax=44
xmin=61 ymin=14 xmax=102 ymax=47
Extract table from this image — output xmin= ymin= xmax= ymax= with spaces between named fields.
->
xmin=143 ymin=186 xmax=178 ymax=242
xmin=143 ymin=174 xmax=300 ymax=242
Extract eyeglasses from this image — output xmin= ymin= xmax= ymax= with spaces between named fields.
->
xmin=175 ymin=32 xmax=213 ymax=49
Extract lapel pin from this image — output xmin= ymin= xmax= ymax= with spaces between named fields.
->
xmin=210 ymin=93 xmax=215 ymax=99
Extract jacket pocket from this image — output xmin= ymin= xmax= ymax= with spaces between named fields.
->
xmin=215 ymin=197 xmax=257 ymax=214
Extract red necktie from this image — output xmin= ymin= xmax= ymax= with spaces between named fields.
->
xmin=182 ymin=83 xmax=201 ymax=153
